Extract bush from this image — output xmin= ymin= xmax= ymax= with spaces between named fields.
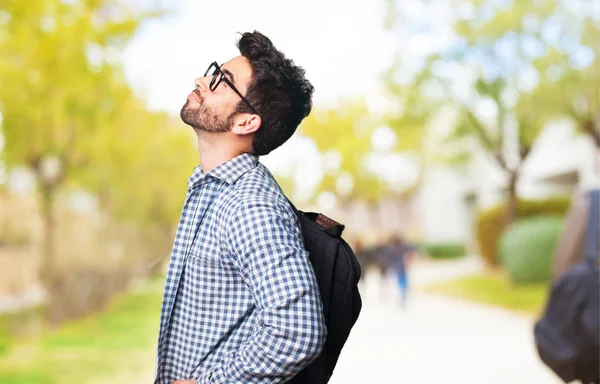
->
xmin=499 ymin=216 xmax=563 ymax=284
xmin=475 ymin=197 xmax=570 ymax=266
xmin=421 ymin=243 xmax=466 ymax=259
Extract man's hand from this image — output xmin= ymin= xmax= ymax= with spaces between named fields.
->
xmin=171 ymin=381 xmax=195 ymax=384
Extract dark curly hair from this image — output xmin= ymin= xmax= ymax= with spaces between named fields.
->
xmin=235 ymin=31 xmax=314 ymax=156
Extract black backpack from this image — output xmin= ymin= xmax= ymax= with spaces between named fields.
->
xmin=534 ymin=189 xmax=600 ymax=384
xmin=287 ymin=204 xmax=362 ymax=384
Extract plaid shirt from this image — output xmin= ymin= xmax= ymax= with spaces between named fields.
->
xmin=154 ymin=153 xmax=326 ymax=384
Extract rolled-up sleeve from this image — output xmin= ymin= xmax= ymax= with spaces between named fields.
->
xmin=196 ymin=199 xmax=327 ymax=384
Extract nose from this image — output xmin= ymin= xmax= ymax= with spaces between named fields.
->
xmin=194 ymin=76 xmax=210 ymax=92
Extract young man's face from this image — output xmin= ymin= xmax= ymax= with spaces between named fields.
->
xmin=180 ymin=56 xmax=253 ymax=132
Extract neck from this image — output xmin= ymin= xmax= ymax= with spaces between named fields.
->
xmin=195 ymin=130 xmax=247 ymax=173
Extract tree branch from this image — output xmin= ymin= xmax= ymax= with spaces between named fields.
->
xmin=437 ymin=77 xmax=508 ymax=170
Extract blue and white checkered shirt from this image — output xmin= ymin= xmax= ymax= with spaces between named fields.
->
xmin=154 ymin=153 xmax=326 ymax=384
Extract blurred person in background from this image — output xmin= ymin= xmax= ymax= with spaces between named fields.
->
xmin=154 ymin=31 xmax=326 ymax=384
xmin=388 ymin=235 xmax=417 ymax=308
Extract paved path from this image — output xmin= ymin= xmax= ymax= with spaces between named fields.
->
xmin=328 ymin=258 xmax=562 ymax=384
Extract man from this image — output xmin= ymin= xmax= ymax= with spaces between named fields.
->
xmin=154 ymin=31 xmax=326 ymax=384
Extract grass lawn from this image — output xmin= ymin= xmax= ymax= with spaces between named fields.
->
xmin=423 ymin=270 xmax=551 ymax=316
xmin=0 ymin=278 xmax=163 ymax=384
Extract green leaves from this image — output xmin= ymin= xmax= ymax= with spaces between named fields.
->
xmin=0 ymin=0 xmax=193 ymax=227
xmin=388 ymin=0 xmax=599 ymax=177
xmin=300 ymin=101 xmax=386 ymax=202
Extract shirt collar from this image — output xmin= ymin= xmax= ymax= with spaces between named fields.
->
xmin=188 ymin=153 xmax=258 ymax=189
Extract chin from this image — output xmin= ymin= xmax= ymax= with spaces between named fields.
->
xmin=180 ymin=110 xmax=196 ymax=127
xmin=180 ymin=106 xmax=198 ymax=127
xmin=181 ymin=100 xmax=194 ymax=113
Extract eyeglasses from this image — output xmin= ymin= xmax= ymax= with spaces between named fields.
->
xmin=204 ymin=61 xmax=259 ymax=116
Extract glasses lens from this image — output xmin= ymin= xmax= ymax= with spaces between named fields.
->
xmin=209 ymin=72 xmax=221 ymax=91
xmin=204 ymin=62 xmax=217 ymax=77
xmin=204 ymin=63 xmax=221 ymax=91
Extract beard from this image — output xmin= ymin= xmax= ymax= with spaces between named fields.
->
xmin=180 ymin=91 xmax=232 ymax=133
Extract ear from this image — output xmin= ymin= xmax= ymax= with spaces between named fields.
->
xmin=230 ymin=113 xmax=262 ymax=136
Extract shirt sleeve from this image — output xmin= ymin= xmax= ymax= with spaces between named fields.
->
xmin=196 ymin=198 xmax=327 ymax=384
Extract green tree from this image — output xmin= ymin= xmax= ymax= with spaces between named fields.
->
xmin=0 ymin=0 xmax=162 ymax=285
xmin=382 ymin=58 xmax=445 ymax=199
xmin=299 ymin=101 xmax=385 ymax=205
xmin=385 ymin=0 xmax=599 ymax=225
xmin=523 ymin=1 xmax=600 ymax=149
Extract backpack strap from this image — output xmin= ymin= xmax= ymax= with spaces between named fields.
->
xmin=284 ymin=197 xmax=345 ymax=237
xmin=285 ymin=196 xmax=299 ymax=214
xmin=584 ymin=189 xmax=600 ymax=266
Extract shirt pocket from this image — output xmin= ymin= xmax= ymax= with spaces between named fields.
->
xmin=187 ymin=242 xmax=221 ymax=268
xmin=187 ymin=240 xmax=238 ymax=278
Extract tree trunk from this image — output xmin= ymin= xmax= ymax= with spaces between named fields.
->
xmin=505 ymin=169 xmax=519 ymax=228
xmin=582 ymin=118 xmax=600 ymax=149
xmin=39 ymin=181 xmax=57 ymax=288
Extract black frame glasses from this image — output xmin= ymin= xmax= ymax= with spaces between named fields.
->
xmin=204 ymin=61 xmax=259 ymax=116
